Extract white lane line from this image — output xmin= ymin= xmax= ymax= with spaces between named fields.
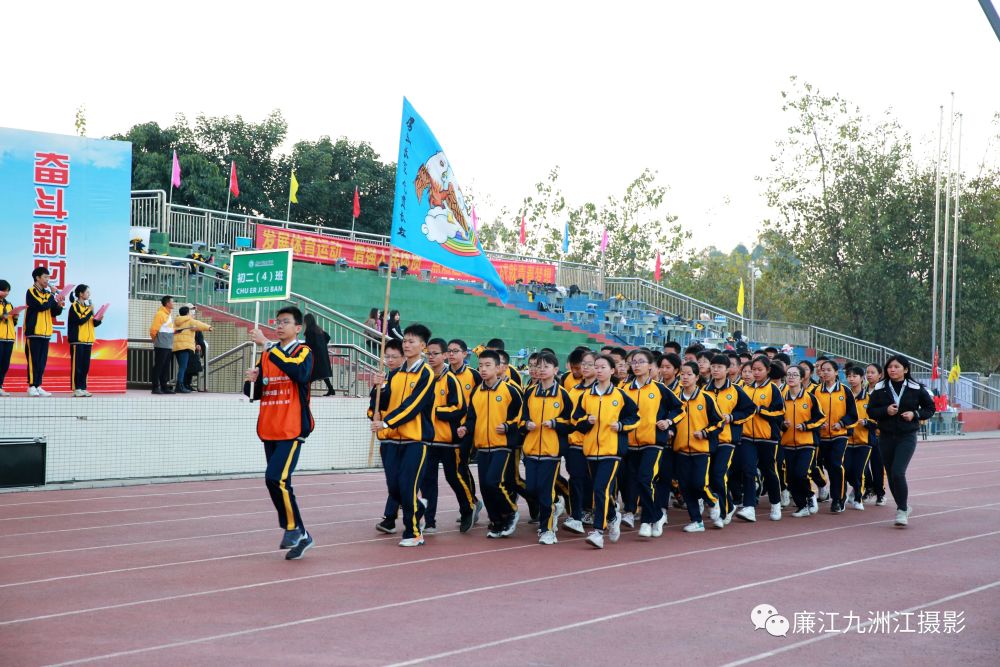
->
xmin=6 ymin=502 xmax=996 ymax=628
xmin=0 ymin=500 xmax=385 ymax=539
xmin=911 ymin=482 xmax=1000 ymax=497
xmin=909 ymin=469 xmax=1000 ymax=482
xmin=41 ymin=529 xmax=1000 ymax=667
xmin=720 ymin=580 xmax=1000 ymax=666
xmin=907 ymin=458 xmax=1000 ymax=469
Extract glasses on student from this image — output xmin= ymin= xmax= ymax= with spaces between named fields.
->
xmin=580 ymin=362 xmax=595 ymax=368
xmin=427 ymin=350 xmax=443 ymax=356
xmin=447 ymin=348 xmax=463 ymax=354
xmin=275 ymin=319 xmax=296 ymax=326
xmin=630 ymin=359 xmax=649 ymax=365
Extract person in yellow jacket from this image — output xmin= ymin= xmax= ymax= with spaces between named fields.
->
xmin=563 ymin=349 xmax=598 ymax=534
xmin=572 ymin=354 xmax=638 ymax=549
xmin=519 ymin=352 xmax=573 ymax=545
xmin=0 ymin=279 xmax=24 ymax=396
xmin=781 ymin=365 xmax=826 ymax=517
xmin=737 ymin=356 xmax=786 ymax=523
xmin=67 ymin=285 xmax=106 ymax=397
xmin=704 ymin=354 xmax=756 ymax=529
xmin=171 ymin=305 xmax=212 ymax=394
xmin=457 ymin=350 xmax=523 ymax=539
xmin=815 ymin=359 xmax=858 ymax=514
xmin=148 ymin=295 xmax=175 ymax=394
xmin=24 ymin=266 xmax=66 ymax=396
xmin=673 ymin=361 xmax=726 ymax=532
xmin=622 ymin=349 xmax=683 ymax=539
xmin=844 ymin=365 xmax=874 ymax=511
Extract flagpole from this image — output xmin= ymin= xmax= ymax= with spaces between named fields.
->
xmin=351 ymin=215 xmax=357 ymax=241
xmin=930 ymin=105 xmax=943 ymax=376
xmin=939 ymin=93 xmax=954 ymax=396
xmin=948 ymin=113 xmax=962 ymax=403
xmin=367 ymin=244 xmax=395 ymax=467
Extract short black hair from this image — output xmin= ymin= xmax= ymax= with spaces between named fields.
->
xmin=486 ymin=338 xmax=505 ymax=350
xmin=799 ymin=359 xmax=815 ymax=372
xmin=478 ymin=349 xmax=501 ymax=365
xmin=0 ymin=279 xmax=10 ymax=291
xmin=764 ymin=346 xmax=779 ymax=355
xmin=161 ymin=295 xmax=173 ymax=306
xmin=403 ymin=323 xmax=431 ymax=343
xmin=540 ymin=347 xmax=555 ymax=355
xmin=426 ymin=337 xmax=447 ymax=353
xmin=845 ymin=365 xmax=864 ymax=377
xmin=537 ymin=352 xmax=559 ymax=367
xmin=710 ymin=354 xmax=729 ymax=366
xmin=660 ymin=352 xmax=682 ymax=369
xmin=527 ymin=351 xmax=541 ymax=363
xmin=568 ymin=348 xmax=588 ymax=365
xmin=448 ymin=338 xmax=468 ymax=352
xmin=663 ymin=341 xmax=682 ymax=354
xmin=384 ymin=339 xmax=403 ymax=355
xmin=276 ymin=306 xmax=303 ymax=325
xmin=819 ymin=358 xmax=839 ymax=372
xmin=496 ymin=349 xmax=511 ymax=365
xmin=738 ymin=352 xmax=752 ymax=362
xmin=696 ymin=350 xmax=715 ymax=361
xmin=610 ymin=346 xmax=628 ymax=359
xmin=769 ymin=360 xmax=786 ymax=381
xmin=684 ymin=343 xmax=704 ymax=356
xmin=775 ymin=352 xmax=792 ymax=365
xmin=179 ymin=306 xmax=190 ymax=316
xmin=31 ymin=266 xmax=50 ymax=280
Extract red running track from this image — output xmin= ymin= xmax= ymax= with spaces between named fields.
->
xmin=0 ymin=438 xmax=998 ymax=666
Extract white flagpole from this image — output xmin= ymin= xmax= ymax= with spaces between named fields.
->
xmin=939 ymin=93 xmax=954 ymax=395
xmin=948 ymin=113 xmax=962 ymax=402
xmin=249 ymin=300 xmax=260 ymax=402
xmin=930 ymin=105 xmax=943 ymax=374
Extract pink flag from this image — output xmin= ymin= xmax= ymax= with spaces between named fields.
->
xmin=171 ymin=150 xmax=181 ymax=189
xmin=654 ymin=251 xmax=662 ymax=282
xmin=471 ymin=206 xmax=478 ymax=231
xmin=229 ymin=161 xmax=240 ymax=198
xmin=519 ymin=215 xmax=526 ymax=245
xmin=599 ymin=226 xmax=609 ymax=253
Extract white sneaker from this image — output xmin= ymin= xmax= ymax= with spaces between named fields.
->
xmin=36 ymin=387 xmax=51 ymax=396
xmin=586 ymin=530 xmax=605 ymax=549
xmin=607 ymin=513 xmax=622 ymax=543
xmin=582 ymin=511 xmax=594 ymax=525
xmin=852 ymin=501 xmax=865 ymax=511
xmin=638 ymin=522 xmax=653 ymax=538
xmin=486 ymin=526 xmax=502 ymax=539
xmin=895 ymin=509 xmax=908 ymax=527
xmin=769 ymin=505 xmax=782 ymax=521
xmin=82 ymin=390 xmax=93 ymax=397
xmin=621 ymin=512 xmax=635 ymax=529
xmin=538 ymin=530 xmax=557 ymax=545
xmin=709 ymin=504 xmax=721 ymax=523
xmin=808 ymin=496 xmax=819 ymax=514
xmin=735 ymin=506 xmax=757 ymax=522
xmin=876 ymin=496 xmax=887 ymax=506
xmin=423 ymin=525 xmax=437 ymax=534
xmin=500 ymin=511 xmax=520 ymax=537
xmin=28 ymin=386 xmax=40 ymax=397
xmin=781 ymin=489 xmax=791 ymax=507
xmin=724 ymin=507 xmax=736 ymax=525
xmin=651 ymin=512 xmax=668 ymax=537
xmin=563 ymin=518 xmax=585 ymax=534
xmin=683 ymin=521 xmax=705 ymax=533
xmin=73 ymin=389 xmax=85 ymax=397
xmin=818 ymin=485 xmax=830 ymax=502
xmin=0 ymin=388 xmax=8 ymax=397
xmin=552 ymin=498 xmax=565 ymax=531
xmin=398 ymin=536 xmax=425 ymax=547
xmin=791 ymin=507 xmax=811 ymax=518
xmin=418 ymin=498 xmax=428 ymax=529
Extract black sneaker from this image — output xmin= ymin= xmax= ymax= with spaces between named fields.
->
xmin=285 ymin=532 xmax=314 ymax=560
xmin=376 ymin=517 xmax=397 ymax=534
xmin=459 ymin=510 xmax=474 ymax=533
xmin=831 ymin=502 xmax=845 ymax=514
xmin=280 ymin=527 xmax=304 ymax=549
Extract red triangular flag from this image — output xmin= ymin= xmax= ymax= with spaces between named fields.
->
xmin=654 ymin=251 xmax=662 ymax=282
xmin=931 ymin=347 xmax=940 ymax=380
xmin=229 ymin=161 xmax=240 ymax=198
xmin=353 ymin=186 xmax=361 ymax=218
xmin=519 ymin=215 xmax=526 ymax=245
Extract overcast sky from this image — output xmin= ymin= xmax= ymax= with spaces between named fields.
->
xmin=3 ymin=1 xmax=998 ymax=257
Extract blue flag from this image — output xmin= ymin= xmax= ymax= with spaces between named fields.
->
xmin=390 ymin=98 xmax=508 ymax=301
xmin=562 ymin=221 xmax=570 ymax=254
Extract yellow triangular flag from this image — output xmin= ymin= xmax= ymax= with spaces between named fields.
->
xmin=289 ymin=170 xmax=299 ymax=204
xmin=737 ymin=278 xmax=745 ymax=316
xmin=948 ymin=356 xmax=961 ymax=384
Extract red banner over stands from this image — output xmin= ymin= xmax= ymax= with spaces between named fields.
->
xmin=255 ymin=224 xmax=556 ymax=285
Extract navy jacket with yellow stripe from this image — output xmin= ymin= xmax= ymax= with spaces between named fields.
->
xmin=449 ymin=363 xmax=481 ymax=405
xmin=519 ymin=382 xmax=574 ymax=459
xmin=0 ymin=300 xmax=18 ymax=341
xmin=815 ymin=381 xmax=858 ymax=440
xmin=623 ymin=377 xmax=684 ymax=448
xmin=703 ymin=379 xmax=755 ymax=445
xmin=68 ymin=301 xmax=102 ymax=344
xmin=781 ymin=387 xmax=826 ymax=447
xmin=673 ymin=386 xmax=726 ymax=455
xmin=24 ymin=287 xmax=63 ymax=338
xmin=373 ymin=358 xmax=435 ymax=444
xmin=429 ymin=368 xmax=466 ymax=445
xmin=571 ymin=383 xmax=639 ymax=459
xmin=745 ymin=381 xmax=786 ymax=443
xmin=464 ymin=378 xmax=523 ymax=450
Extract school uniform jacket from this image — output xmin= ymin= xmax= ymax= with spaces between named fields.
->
xmin=867 ymin=379 xmax=936 ymax=435
xmin=67 ymin=302 xmax=101 ymax=344
xmin=848 ymin=388 xmax=874 ymax=446
xmin=665 ymin=377 xmax=682 ymax=398
xmin=571 ymin=383 xmax=639 ymax=459
xmin=560 ymin=371 xmax=580 ymax=391
xmin=781 ymin=387 xmax=826 ymax=447
xmin=24 ymin=287 xmax=63 ymax=338
xmin=704 ymin=379 xmax=755 ymax=445
xmin=623 ymin=377 xmax=684 ymax=448
xmin=429 ymin=369 xmax=466 ymax=446
xmin=373 ymin=358 xmax=435 ymax=444
xmin=673 ymin=386 xmax=725 ymax=455
xmin=566 ymin=380 xmax=595 ymax=448
xmin=815 ymin=381 xmax=858 ymax=440
xmin=745 ymin=381 xmax=786 ymax=443
xmin=450 ymin=364 xmax=481 ymax=405
xmin=464 ymin=378 xmax=523 ymax=450
xmin=0 ymin=301 xmax=18 ymax=341
xmin=244 ymin=340 xmax=315 ymax=442
xmin=519 ymin=382 xmax=573 ymax=459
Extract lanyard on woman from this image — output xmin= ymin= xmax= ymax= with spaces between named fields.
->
xmin=888 ymin=381 xmax=906 ymax=406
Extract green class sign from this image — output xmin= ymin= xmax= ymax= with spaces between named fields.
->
xmin=227 ymin=248 xmax=293 ymax=302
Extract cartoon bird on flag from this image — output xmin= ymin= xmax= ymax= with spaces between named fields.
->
xmin=414 ymin=151 xmax=471 ymax=244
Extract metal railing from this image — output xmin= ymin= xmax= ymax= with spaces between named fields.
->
xmin=605 ymin=277 xmax=748 ymax=335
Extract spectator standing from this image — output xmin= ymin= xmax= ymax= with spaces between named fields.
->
xmin=388 ymin=310 xmax=403 ymax=340
xmin=149 ymin=296 xmax=175 ymax=394
xmin=303 ymin=314 xmax=335 ymax=396
xmin=172 ymin=305 xmax=212 ymax=393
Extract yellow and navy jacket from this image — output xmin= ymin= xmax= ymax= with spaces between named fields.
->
xmin=664 ymin=377 xmax=681 ymax=398
xmin=429 ymin=368 xmax=466 ymax=446
xmin=0 ymin=300 xmax=18 ymax=341
xmin=24 ymin=287 xmax=63 ymax=338
xmin=566 ymin=379 xmax=596 ymax=448
xmin=450 ymin=363 xmax=481 ymax=405
xmin=781 ymin=387 xmax=826 ymax=447
xmin=848 ymin=388 xmax=873 ymax=446
xmin=373 ymin=358 xmax=435 ymax=444
xmin=67 ymin=301 xmax=102 ymax=344
xmin=464 ymin=378 xmax=523 ymax=450
xmin=806 ymin=380 xmax=820 ymax=395
xmin=519 ymin=382 xmax=573 ymax=459
xmin=623 ymin=377 xmax=684 ymax=448
xmin=745 ymin=381 xmax=786 ymax=443
xmin=505 ymin=366 xmax=523 ymax=387
xmin=673 ymin=386 xmax=725 ymax=455
xmin=571 ymin=383 xmax=639 ymax=459
xmin=560 ymin=371 xmax=581 ymax=391
xmin=815 ymin=381 xmax=858 ymax=440
xmin=704 ymin=379 xmax=755 ymax=445
xmin=243 ymin=340 xmax=314 ymax=442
